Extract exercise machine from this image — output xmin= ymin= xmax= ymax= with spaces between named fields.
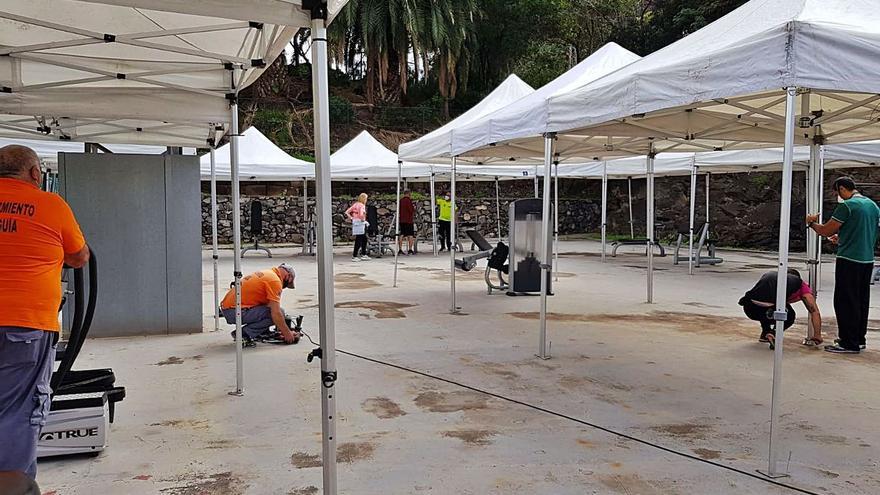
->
xmin=300 ymin=205 xmax=317 ymax=257
xmin=673 ymin=223 xmax=723 ymax=267
xmin=507 ymin=199 xmax=551 ymax=295
xmin=241 ymin=200 xmax=272 ymax=258
xmin=240 ymin=315 xmax=305 ymax=347
xmin=454 ymin=230 xmax=509 ymax=294
xmin=366 ymin=204 xmax=394 ymax=258
xmin=38 ymin=250 xmax=127 ymax=458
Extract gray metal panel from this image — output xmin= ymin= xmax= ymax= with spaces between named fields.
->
xmin=164 ymin=155 xmax=202 ymax=334
xmin=59 ymin=153 xmax=169 ymax=337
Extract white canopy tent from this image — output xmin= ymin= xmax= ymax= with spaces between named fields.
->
xmin=0 ymin=136 xmax=195 ymax=167
xmin=200 ymin=126 xmax=314 ymax=180
xmin=1 ymin=1 xmax=350 ymax=492
xmin=455 ymin=0 xmax=880 ymax=478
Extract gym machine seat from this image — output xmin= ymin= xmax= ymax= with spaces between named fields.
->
xmin=673 ymin=223 xmax=723 ymax=267
xmin=610 ymin=238 xmax=666 ymax=257
xmin=454 ymin=230 xmax=509 ymax=294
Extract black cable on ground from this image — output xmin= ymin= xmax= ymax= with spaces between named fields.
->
xmin=300 ymin=331 xmax=821 ymax=495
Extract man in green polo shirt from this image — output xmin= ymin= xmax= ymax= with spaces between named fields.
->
xmin=807 ymin=176 xmax=880 ymax=354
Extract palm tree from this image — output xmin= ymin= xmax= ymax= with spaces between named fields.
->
xmin=329 ymin=0 xmax=478 ymax=114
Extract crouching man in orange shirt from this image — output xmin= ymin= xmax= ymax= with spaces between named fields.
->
xmin=220 ymin=264 xmax=300 ymax=345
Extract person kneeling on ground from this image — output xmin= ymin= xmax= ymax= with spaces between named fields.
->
xmin=220 ymin=264 xmax=300 ymax=344
xmin=738 ymin=269 xmax=822 ymax=348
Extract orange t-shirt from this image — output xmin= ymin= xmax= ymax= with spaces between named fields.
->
xmin=0 ymin=178 xmax=86 ymax=332
xmin=220 ymin=267 xmax=283 ymax=310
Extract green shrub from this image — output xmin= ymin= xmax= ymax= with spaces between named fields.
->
xmin=329 ymin=95 xmax=355 ymax=125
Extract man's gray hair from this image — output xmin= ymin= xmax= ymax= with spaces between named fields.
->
xmin=0 ymin=145 xmax=40 ymax=178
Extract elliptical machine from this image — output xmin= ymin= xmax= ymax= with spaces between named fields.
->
xmin=38 ymin=250 xmax=126 ymax=458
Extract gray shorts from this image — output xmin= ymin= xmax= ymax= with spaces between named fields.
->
xmin=0 ymin=327 xmax=56 ymax=479
xmin=221 ymin=305 xmax=286 ymax=339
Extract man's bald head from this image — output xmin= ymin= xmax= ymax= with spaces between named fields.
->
xmin=0 ymin=145 xmax=41 ymax=185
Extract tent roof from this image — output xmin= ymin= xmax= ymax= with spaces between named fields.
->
xmin=536 ymin=0 xmax=880 ymax=159
xmin=452 ymin=43 xmax=640 ymax=162
xmin=329 ymin=130 xmax=435 ymax=179
xmin=0 ymin=0 xmax=348 ymax=147
xmin=398 ymin=74 xmax=534 ymax=163
xmin=200 ymin=126 xmax=313 ymax=180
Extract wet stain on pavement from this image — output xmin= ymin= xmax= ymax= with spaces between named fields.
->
xmin=291 ymin=442 xmax=376 ymax=469
xmin=362 ymin=397 xmax=407 ymax=419
xmin=335 ymin=272 xmax=382 ymax=290
xmin=159 ymin=472 xmax=245 ymax=495
xmin=442 ymin=429 xmax=496 ymax=446
xmin=156 ymin=356 xmax=185 ymax=366
xmin=598 ymin=474 xmax=672 ymax=494
xmin=414 ymin=390 xmax=489 ymax=413
xmin=693 ymin=448 xmax=722 ymax=460
xmin=650 ymin=423 xmax=712 ymax=439
xmin=336 ymin=301 xmax=416 ymax=318
xmin=289 ymin=487 xmax=319 ymax=495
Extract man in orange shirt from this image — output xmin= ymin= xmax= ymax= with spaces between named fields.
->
xmin=0 ymin=145 xmax=90 ymax=480
xmin=220 ymin=264 xmax=300 ymax=344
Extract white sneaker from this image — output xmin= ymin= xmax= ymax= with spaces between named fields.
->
xmin=360 ymin=255 xmax=372 ymax=261
xmin=351 ymin=257 xmax=360 ymax=262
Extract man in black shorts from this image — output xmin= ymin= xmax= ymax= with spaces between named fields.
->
xmin=399 ymin=189 xmax=416 ymax=255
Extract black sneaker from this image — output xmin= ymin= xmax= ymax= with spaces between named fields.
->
xmin=834 ymin=338 xmax=866 ymax=350
xmin=824 ymin=344 xmax=859 ymax=354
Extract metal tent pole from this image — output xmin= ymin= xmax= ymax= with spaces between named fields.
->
xmin=538 ymin=134 xmax=556 ymax=359
xmin=310 ymin=9 xmax=339 ymax=493
xmin=646 ymin=145 xmax=655 ymax=304
xmin=705 ymin=173 xmax=711 ymax=241
xmin=393 ymin=160 xmax=401 ymax=287
xmin=534 ymin=164 xmax=539 ymax=198
xmin=210 ymin=149 xmax=220 ymax=332
xmin=554 ymin=161 xmax=559 ymax=281
xmin=430 ymin=169 xmax=438 ymax=256
xmin=450 ymin=157 xmax=458 ymax=314
xmin=627 ymin=176 xmax=635 ymax=238
xmin=688 ymin=160 xmax=697 ymax=276
xmin=228 ymin=96 xmax=244 ymax=396
xmin=495 ymin=176 xmax=502 ymax=241
xmin=301 ymin=178 xmax=309 ymax=255
xmin=601 ymin=162 xmax=608 ymax=262
xmin=762 ymin=86 xmax=798 ymax=479
xmin=817 ymin=146 xmax=825 ymax=291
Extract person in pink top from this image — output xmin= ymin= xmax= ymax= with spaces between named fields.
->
xmin=345 ymin=193 xmax=370 ymax=261
xmin=738 ymin=269 xmax=823 ymax=348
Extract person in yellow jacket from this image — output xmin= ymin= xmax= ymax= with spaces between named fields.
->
xmin=436 ymin=191 xmax=454 ymax=252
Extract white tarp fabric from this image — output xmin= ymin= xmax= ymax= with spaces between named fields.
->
xmin=452 ymin=43 xmax=640 ymax=162
xmin=0 ymin=0 xmax=347 ymax=146
xmin=0 ymin=136 xmax=195 ymax=167
xmin=542 ymin=0 xmax=880 ymax=155
xmin=330 ymin=130 xmax=435 ymax=179
xmin=200 ymin=127 xmax=313 ymax=180
xmin=398 ymin=74 xmax=534 ymax=163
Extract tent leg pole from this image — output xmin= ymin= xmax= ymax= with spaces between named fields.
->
xmin=311 ymin=15 xmax=339 ymax=495
xmin=495 ymin=177 xmax=502 ymax=242
xmin=601 ymin=163 xmax=607 ymax=263
xmin=554 ymin=161 xmax=559 ymax=281
xmin=688 ymin=162 xmax=697 ymax=276
xmin=817 ymin=148 xmax=825 ymax=291
xmin=304 ymin=179 xmax=309 ymax=254
xmin=393 ymin=161 xmax=401 ymax=287
xmin=628 ymin=176 xmax=634 ymax=239
xmin=450 ymin=158 xmax=458 ymax=314
xmin=538 ymin=134 xmax=555 ymax=359
xmin=646 ymin=147 xmax=656 ymax=304
xmin=228 ymin=97 xmax=244 ymax=396
xmin=761 ymin=86 xmax=798 ymax=480
xmin=430 ymin=172 xmax=438 ymax=256
xmin=210 ymin=149 xmax=219 ymax=332
xmin=534 ymin=165 xmax=539 ymax=198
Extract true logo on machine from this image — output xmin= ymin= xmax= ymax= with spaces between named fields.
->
xmin=40 ymin=427 xmax=98 ymax=440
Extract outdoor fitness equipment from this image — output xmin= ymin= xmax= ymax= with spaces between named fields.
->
xmin=366 ymin=204 xmax=394 ymax=258
xmin=454 ymin=230 xmax=510 ymax=294
xmin=241 ymin=200 xmax=272 ymax=258
xmin=38 ymin=250 xmax=127 ymax=458
xmin=301 ymin=205 xmax=317 ymax=257
xmin=673 ymin=223 xmax=723 ymax=267
xmin=507 ymin=199 xmax=552 ymax=295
